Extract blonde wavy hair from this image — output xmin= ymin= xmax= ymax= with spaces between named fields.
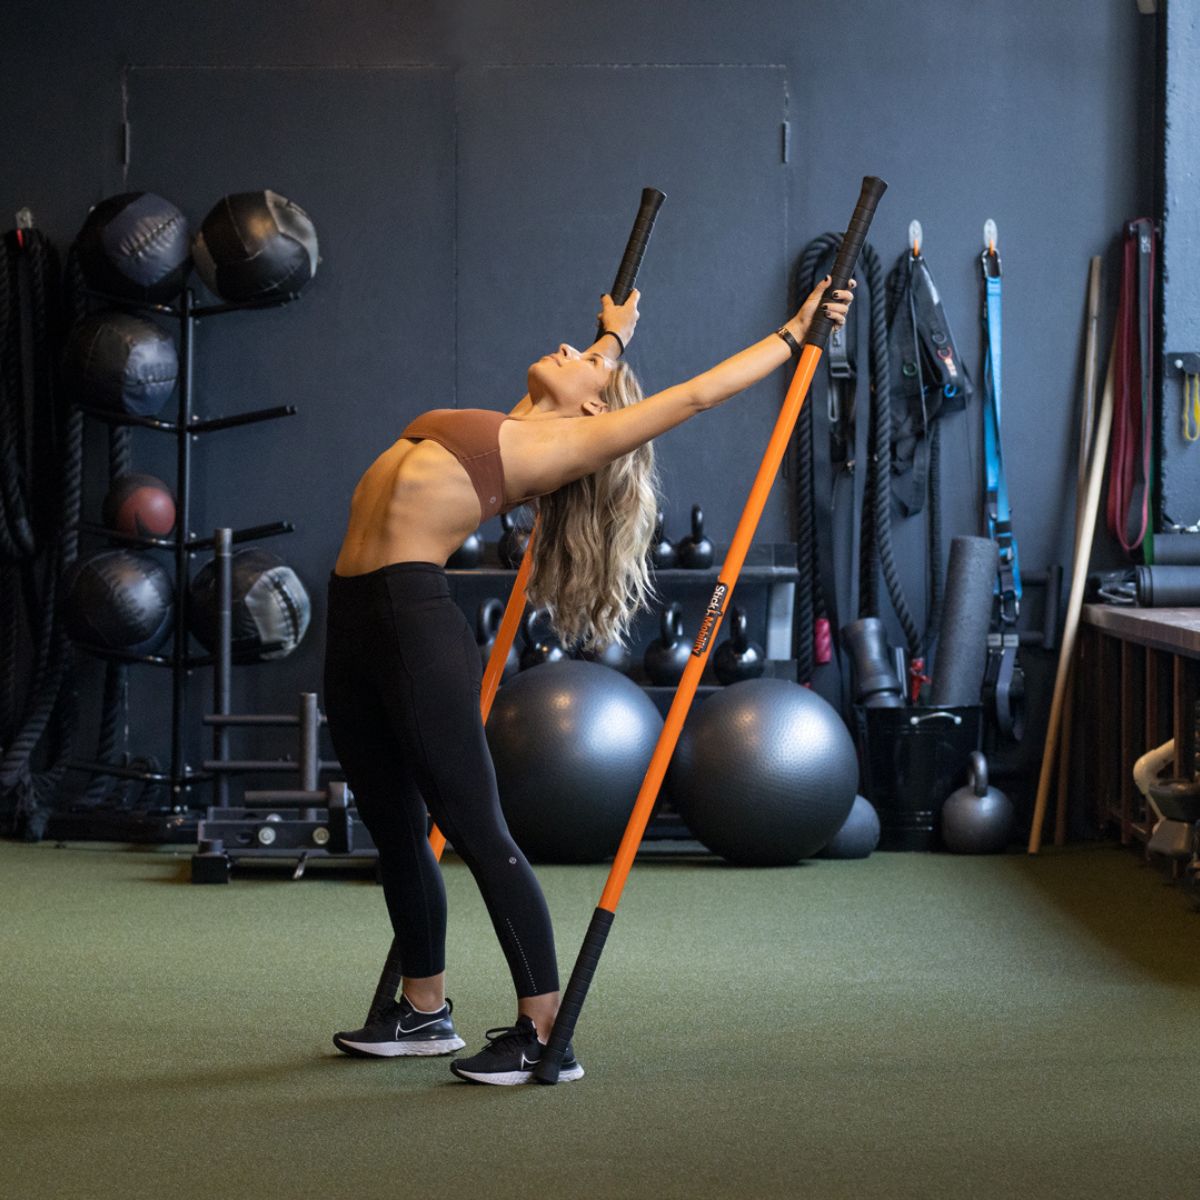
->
xmin=524 ymin=360 xmax=663 ymax=652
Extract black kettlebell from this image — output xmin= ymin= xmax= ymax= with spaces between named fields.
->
xmin=649 ymin=510 xmax=677 ymax=570
xmin=498 ymin=511 xmax=531 ymax=569
xmin=577 ymin=637 xmax=633 ymax=674
xmin=714 ymin=606 xmax=765 ymax=685
xmin=447 ymin=529 xmax=483 ymax=568
xmin=519 ymin=606 xmax=567 ymax=670
xmin=675 ymin=504 xmax=714 ymax=569
xmin=941 ymin=752 xmax=1015 ymax=854
xmin=476 ymin=598 xmax=519 ymax=681
xmin=644 ymin=601 xmax=691 ymax=685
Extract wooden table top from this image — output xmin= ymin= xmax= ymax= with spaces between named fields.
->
xmin=1082 ymin=604 xmax=1200 ymax=657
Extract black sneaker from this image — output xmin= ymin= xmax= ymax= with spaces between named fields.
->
xmin=449 ymin=1015 xmax=585 ymax=1085
xmin=332 ymin=995 xmax=466 ymax=1058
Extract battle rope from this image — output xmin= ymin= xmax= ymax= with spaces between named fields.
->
xmin=0 ymin=224 xmax=84 ymax=839
xmin=793 ymin=234 xmax=920 ymax=693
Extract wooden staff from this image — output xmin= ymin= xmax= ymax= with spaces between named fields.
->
xmin=1054 ymin=257 xmax=1103 ymax=845
xmin=1030 ymin=256 xmax=1114 ymax=854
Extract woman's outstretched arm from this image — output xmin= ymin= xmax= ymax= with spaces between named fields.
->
xmin=686 ymin=276 xmax=852 ymax=411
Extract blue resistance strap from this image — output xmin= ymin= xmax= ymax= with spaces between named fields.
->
xmin=982 ymin=266 xmax=1022 ymax=623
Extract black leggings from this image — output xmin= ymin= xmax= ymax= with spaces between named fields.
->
xmin=322 ymin=561 xmax=559 ymax=998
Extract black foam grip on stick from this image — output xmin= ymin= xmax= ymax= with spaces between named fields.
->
xmin=804 ymin=176 xmax=888 ymax=350
xmin=597 ymin=188 xmax=666 ymax=338
xmin=533 ymin=906 xmax=615 ymax=1084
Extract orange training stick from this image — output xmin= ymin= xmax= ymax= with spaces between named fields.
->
xmin=535 ymin=176 xmax=887 ymax=1083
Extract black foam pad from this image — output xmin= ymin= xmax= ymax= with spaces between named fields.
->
xmin=930 ymin=536 xmax=999 ymax=707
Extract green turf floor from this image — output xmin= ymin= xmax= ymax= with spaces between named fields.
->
xmin=2 ymin=837 xmax=1198 ymax=1200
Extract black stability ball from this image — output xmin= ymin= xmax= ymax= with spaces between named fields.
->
xmin=189 ymin=547 xmax=311 ymax=662
xmin=64 ymin=311 xmax=178 ymax=417
xmin=192 ymin=190 xmax=319 ymax=302
xmin=76 ymin=192 xmax=191 ymax=303
xmin=666 ymin=678 xmax=859 ymax=865
xmin=62 ymin=549 xmax=173 ymax=655
xmin=485 ymin=660 xmax=662 ymax=863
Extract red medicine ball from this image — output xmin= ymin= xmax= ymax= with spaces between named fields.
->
xmin=102 ymin=472 xmax=177 ymax=539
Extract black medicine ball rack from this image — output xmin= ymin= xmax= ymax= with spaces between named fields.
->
xmin=54 ymin=283 xmax=303 ymax=843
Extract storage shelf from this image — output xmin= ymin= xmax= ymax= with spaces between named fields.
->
xmin=449 ymin=564 xmax=798 ymax=581
xmin=77 ymin=401 xmax=296 ymax=434
xmin=76 ymin=519 xmax=294 ymax=553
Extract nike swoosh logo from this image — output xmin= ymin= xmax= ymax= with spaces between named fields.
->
xmin=396 ymin=1017 xmax=444 ymax=1036
xmin=519 ymin=1052 xmax=541 ymax=1069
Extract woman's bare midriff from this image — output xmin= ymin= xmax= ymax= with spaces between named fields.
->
xmin=332 ymin=419 xmax=564 ymax=575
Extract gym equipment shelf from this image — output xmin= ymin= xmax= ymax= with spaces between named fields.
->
xmin=60 ymin=280 xmax=307 ymax=822
xmin=1074 ymin=605 xmax=1200 ymax=872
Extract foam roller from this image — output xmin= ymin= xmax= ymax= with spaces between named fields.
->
xmin=1135 ymin=565 xmax=1200 ymax=606
xmin=930 ymin=536 xmax=999 ymax=707
xmin=1148 ymin=535 xmax=1200 ymax=567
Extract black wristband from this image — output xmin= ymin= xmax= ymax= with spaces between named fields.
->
xmin=599 ymin=328 xmax=626 ymax=356
xmin=775 ymin=326 xmax=801 ymax=357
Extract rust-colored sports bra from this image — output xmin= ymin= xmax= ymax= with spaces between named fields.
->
xmin=399 ymin=407 xmax=545 ymax=522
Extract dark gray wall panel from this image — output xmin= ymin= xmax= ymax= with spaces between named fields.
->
xmin=456 ymin=65 xmax=789 ymax=544
xmin=124 ymin=67 xmax=455 ymax=726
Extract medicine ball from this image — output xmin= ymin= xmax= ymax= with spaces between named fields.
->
xmin=102 ymin=472 xmax=176 ymax=539
xmin=666 ymin=678 xmax=859 ymax=866
xmin=62 ymin=549 xmax=173 ymax=655
xmin=64 ymin=311 xmax=178 ymax=417
xmin=189 ymin=547 xmax=311 ymax=662
xmin=192 ymin=190 xmax=319 ymax=303
xmin=485 ymin=660 xmax=662 ymax=863
xmin=76 ymin=192 xmax=191 ymax=303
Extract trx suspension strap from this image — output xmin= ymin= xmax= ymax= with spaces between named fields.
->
xmin=1106 ymin=217 xmax=1157 ymax=559
xmin=886 ymin=229 xmax=973 ymax=520
xmin=979 ymin=221 xmax=1025 ymax=740
xmin=535 ymin=177 xmax=887 ymax=1084
xmin=885 ymin=229 xmax=974 ymax=689
xmin=365 ymin=188 xmax=666 ymax=1022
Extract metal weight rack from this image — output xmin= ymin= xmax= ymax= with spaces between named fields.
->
xmin=191 ymin=527 xmax=377 ymax=883
xmin=52 ymin=281 xmax=300 ymax=843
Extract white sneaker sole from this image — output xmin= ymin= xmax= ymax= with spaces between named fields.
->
xmin=450 ymin=1063 xmax=585 ymax=1086
xmin=334 ymin=1034 xmax=466 ymax=1058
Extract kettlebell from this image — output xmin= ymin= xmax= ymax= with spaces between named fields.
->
xmin=940 ymin=751 xmax=1014 ymax=854
xmin=649 ymin=510 xmax=677 ymax=570
xmin=714 ymin=606 xmax=765 ymax=685
xmin=476 ymin=598 xmax=519 ymax=681
xmin=643 ymin=601 xmax=691 ymax=685
xmin=519 ymin=606 xmax=567 ymax=670
xmin=498 ymin=511 xmax=531 ymax=569
xmin=675 ymin=504 xmax=714 ymax=569
xmin=577 ymin=638 xmax=634 ymax=674
xmin=447 ymin=529 xmax=483 ymax=569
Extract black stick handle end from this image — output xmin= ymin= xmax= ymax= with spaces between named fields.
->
xmin=534 ymin=907 xmax=614 ymax=1084
xmin=805 ymin=175 xmax=887 ymax=351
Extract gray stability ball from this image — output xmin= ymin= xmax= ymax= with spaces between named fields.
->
xmin=667 ymin=678 xmax=859 ymax=866
xmin=817 ymin=794 xmax=882 ymax=859
xmin=485 ymin=659 xmax=662 ymax=864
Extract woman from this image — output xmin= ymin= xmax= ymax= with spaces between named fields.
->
xmin=324 ymin=276 xmax=853 ymax=1085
